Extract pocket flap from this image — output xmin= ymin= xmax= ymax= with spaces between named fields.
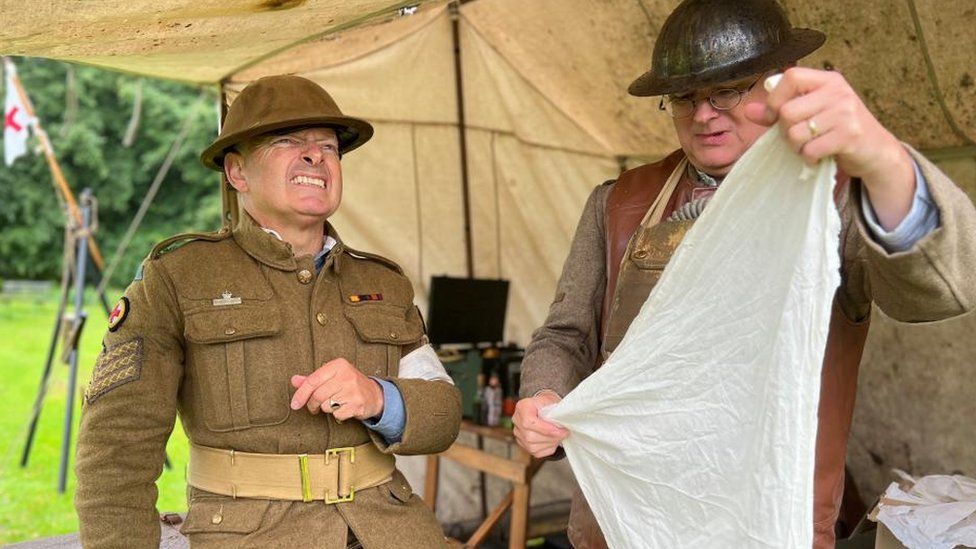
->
xmin=630 ymin=220 xmax=694 ymax=269
xmin=184 ymin=304 xmax=280 ymax=344
xmin=180 ymin=497 xmax=271 ymax=535
xmin=344 ymin=305 xmax=423 ymax=345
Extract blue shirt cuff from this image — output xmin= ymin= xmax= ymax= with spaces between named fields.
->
xmin=361 ymin=378 xmax=405 ymax=444
xmin=859 ymin=158 xmax=941 ymax=253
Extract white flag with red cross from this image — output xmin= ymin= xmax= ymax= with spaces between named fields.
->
xmin=4 ymin=59 xmax=31 ymax=166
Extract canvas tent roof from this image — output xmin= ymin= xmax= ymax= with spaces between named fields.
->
xmin=2 ymin=0 xmax=973 ymax=152
xmin=0 ymin=1 xmax=439 ymax=84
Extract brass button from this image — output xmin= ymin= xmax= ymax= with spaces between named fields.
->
xmin=298 ymin=269 xmax=313 ymax=284
xmin=224 ymin=327 xmax=236 ymax=336
xmin=389 ymin=331 xmax=399 ymax=340
xmin=211 ymin=513 xmax=222 ymax=525
xmin=633 ymin=249 xmax=648 ymax=260
xmin=316 ymin=313 xmax=327 ymax=326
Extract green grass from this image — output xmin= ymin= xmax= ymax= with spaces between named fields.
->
xmin=0 ymin=290 xmax=189 ymax=544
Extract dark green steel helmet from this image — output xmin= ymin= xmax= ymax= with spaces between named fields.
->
xmin=629 ymin=0 xmax=825 ymax=97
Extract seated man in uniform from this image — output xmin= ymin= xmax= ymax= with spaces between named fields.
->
xmin=512 ymin=0 xmax=976 ymax=548
xmin=75 ymin=75 xmax=461 ymax=548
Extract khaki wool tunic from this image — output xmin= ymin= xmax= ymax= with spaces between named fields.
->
xmin=75 ymin=213 xmax=461 ymax=548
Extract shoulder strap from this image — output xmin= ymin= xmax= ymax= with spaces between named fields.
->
xmin=343 ymin=246 xmax=405 ymax=275
xmin=149 ymin=227 xmax=232 ymax=260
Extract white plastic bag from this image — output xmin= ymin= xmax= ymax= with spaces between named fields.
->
xmin=545 ymin=126 xmax=839 ymax=548
xmin=874 ymin=472 xmax=976 ymax=549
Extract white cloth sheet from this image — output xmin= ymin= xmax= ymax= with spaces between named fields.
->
xmin=545 ymin=126 xmax=840 ymax=548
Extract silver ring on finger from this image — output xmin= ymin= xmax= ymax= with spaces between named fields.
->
xmin=329 ymin=400 xmax=345 ymax=424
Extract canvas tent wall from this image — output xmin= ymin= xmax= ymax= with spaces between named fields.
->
xmin=2 ymin=0 xmax=975 ymax=529
xmin=222 ymin=0 xmax=976 ymax=344
xmin=226 ymin=3 xmax=648 ymax=346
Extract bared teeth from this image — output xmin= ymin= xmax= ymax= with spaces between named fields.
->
xmin=292 ymin=175 xmax=326 ymax=188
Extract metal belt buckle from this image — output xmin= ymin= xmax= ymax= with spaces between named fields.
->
xmin=299 ymin=454 xmax=313 ymax=503
xmin=324 ymin=446 xmax=356 ymax=504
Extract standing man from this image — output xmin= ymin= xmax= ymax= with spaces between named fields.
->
xmin=512 ymin=0 xmax=976 ymax=547
xmin=75 ymin=75 xmax=461 ymax=548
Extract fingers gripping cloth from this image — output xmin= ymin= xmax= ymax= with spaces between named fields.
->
xmin=545 ymin=125 xmax=839 ymax=548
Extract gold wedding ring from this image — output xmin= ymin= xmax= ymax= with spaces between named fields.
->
xmin=807 ymin=118 xmax=820 ymax=138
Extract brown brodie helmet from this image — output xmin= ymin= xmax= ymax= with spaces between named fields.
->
xmin=200 ymin=75 xmax=373 ymax=171
xmin=628 ymin=0 xmax=826 ymax=97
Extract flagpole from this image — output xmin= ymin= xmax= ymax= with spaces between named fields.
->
xmin=4 ymin=57 xmax=106 ymax=271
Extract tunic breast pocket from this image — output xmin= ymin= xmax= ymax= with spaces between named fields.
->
xmin=343 ymin=305 xmax=423 ymax=378
xmin=184 ymin=304 xmax=289 ymax=432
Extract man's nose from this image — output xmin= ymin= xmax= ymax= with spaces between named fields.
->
xmin=692 ymin=99 xmax=719 ymax=123
xmin=301 ymin=144 xmax=323 ymax=165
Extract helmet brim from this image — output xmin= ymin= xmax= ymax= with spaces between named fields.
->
xmin=199 ymin=115 xmax=374 ymax=171
xmin=628 ymin=28 xmax=825 ymax=97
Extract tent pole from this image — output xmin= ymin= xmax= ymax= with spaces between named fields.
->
xmin=20 ymin=224 xmax=74 ymax=468
xmin=450 ymin=2 xmax=474 ymax=279
xmin=4 ymin=58 xmax=108 ymax=273
xmin=4 ymin=58 xmax=111 ymax=315
xmin=58 ymin=189 xmax=94 ymax=493
xmin=451 ymin=1 xmax=487 ymax=523
xmin=216 ymin=82 xmax=239 ymax=229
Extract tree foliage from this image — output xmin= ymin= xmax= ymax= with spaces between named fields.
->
xmin=0 ymin=57 xmax=222 ymax=290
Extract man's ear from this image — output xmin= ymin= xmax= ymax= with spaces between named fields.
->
xmin=224 ymin=151 xmax=248 ymax=193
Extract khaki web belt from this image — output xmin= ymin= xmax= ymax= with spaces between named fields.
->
xmin=188 ymin=442 xmax=395 ymax=503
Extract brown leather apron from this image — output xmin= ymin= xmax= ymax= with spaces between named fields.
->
xmin=568 ymin=152 xmax=869 ymax=549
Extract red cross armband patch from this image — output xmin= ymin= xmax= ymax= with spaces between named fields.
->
xmin=107 ymin=297 xmax=130 ymax=332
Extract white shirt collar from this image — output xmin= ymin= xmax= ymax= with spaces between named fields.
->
xmin=260 ymin=227 xmax=337 ymax=255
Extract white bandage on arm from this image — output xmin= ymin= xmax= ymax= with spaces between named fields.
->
xmin=398 ymin=344 xmax=453 ymax=384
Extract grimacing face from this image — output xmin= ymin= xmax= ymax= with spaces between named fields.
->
xmin=670 ymin=74 xmax=771 ymax=177
xmin=224 ymin=127 xmax=343 ymax=234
